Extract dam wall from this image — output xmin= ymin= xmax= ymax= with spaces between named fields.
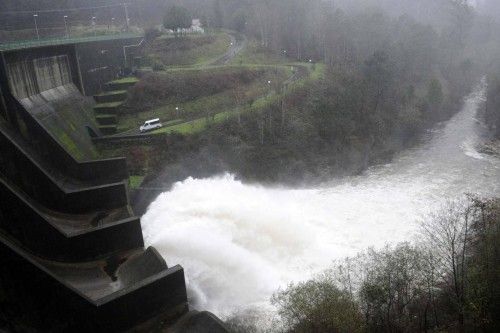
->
xmin=0 ymin=37 xmax=216 ymax=332
xmin=0 ymin=44 xmax=129 ymax=182
xmin=75 ymin=36 xmax=142 ymax=96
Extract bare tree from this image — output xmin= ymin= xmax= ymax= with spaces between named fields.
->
xmin=421 ymin=198 xmax=474 ymax=332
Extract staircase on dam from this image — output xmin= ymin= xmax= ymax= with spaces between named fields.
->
xmin=0 ymin=39 xmax=227 ymax=331
xmin=94 ymin=77 xmax=139 ymax=135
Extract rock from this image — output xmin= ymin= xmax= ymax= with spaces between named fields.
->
xmin=479 ymin=140 xmax=500 ymax=157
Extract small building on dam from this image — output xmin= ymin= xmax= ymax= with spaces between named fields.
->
xmin=0 ymin=35 xmax=227 ymax=332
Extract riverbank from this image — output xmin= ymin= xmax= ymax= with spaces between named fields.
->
xmin=479 ymin=139 xmax=500 ymax=157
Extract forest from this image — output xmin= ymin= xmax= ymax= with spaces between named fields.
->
xmin=132 ymin=0 xmax=493 ymax=185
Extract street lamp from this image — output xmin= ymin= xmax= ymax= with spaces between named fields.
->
xmin=63 ymin=15 xmax=69 ymax=38
xmin=175 ymin=107 xmax=180 ymax=118
xmin=92 ymin=16 xmax=96 ymax=36
xmin=33 ymin=14 xmax=39 ymax=40
xmin=97 ymin=50 xmax=108 ymax=91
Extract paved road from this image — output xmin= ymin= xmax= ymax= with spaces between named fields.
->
xmin=209 ymin=31 xmax=247 ymax=66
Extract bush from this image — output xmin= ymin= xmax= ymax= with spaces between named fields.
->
xmin=144 ymin=27 xmax=161 ymax=42
xmin=125 ymin=69 xmax=266 ymax=112
xmin=271 ymin=276 xmax=364 ymax=333
xmin=151 ymin=61 xmax=164 ymax=71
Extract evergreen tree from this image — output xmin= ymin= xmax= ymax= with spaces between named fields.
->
xmin=163 ymin=5 xmax=191 ymax=37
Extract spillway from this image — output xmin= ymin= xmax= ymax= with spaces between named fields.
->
xmin=142 ymin=80 xmax=500 ymax=320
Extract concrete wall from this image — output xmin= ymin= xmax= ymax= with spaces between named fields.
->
xmin=0 ymin=237 xmax=188 ymax=332
xmin=0 ymin=124 xmax=128 ymax=213
xmin=0 ymin=177 xmax=144 ymax=261
xmin=76 ymin=37 xmax=142 ymax=96
xmin=0 ymin=46 xmax=129 ymax=183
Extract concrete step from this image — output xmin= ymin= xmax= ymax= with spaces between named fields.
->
xmin=0 ymin=175 xmax=142 ymax=262
xmin=94 ymin=90 xmax=128 ymax=104
xmin=94 ymin=101 xmax=124 ymax=114
xmin=0 ymin=122 xmax=128 ymax=214
xmin=0 ymin=236 xmax=188 ymax=332
xmin=104 ymin=77 xmax=139 ymax=91
xmin=99 ymin=125 xmax=118 ymax=135
xmin=96 ymin=114 xmax=118 ymax=126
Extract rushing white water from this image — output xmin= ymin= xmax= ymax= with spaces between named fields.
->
xmin=142 ymin=81 xmax=500 ymax=320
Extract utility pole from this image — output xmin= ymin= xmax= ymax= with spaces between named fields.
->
xmin=124 ymin=3 xmax=130 ymax=32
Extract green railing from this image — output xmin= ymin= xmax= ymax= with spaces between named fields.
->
xmin=0 ymin=32 xmax=143 ymax=51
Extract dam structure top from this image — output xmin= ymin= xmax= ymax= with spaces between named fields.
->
xmin=0 ymin=32 xmax=143 ymax=52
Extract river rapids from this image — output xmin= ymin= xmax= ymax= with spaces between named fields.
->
xmin=142 ymin=80 xmax=500 ymax=321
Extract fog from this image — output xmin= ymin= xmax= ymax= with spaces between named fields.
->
xmin=2 ymin=0 xmax=500 ymax=331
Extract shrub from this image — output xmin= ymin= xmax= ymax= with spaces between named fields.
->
xmin=271 ymin=276 xmax=364 ymax=333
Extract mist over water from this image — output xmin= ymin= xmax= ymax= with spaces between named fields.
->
xmin=142 ymin=80 xmax=500 ymax=319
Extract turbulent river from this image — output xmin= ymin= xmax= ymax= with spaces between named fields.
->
xmin=142 ymin=80 xmax=500 ymax=321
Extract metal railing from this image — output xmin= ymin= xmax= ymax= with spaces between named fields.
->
xmin=0 ymin=32 xmax=143 ymax=52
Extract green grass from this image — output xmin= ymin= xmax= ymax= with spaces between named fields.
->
xmin=152 ymin=111 xmax=234 ymax=135
xmin=162 ymin=119 xmax=185 ymax=126
xmin=110 ymin=77 xmax=139 ymax=84
xmin=117 ymin=67 xmax=288 ymax=133
xmin=94 ymin=101 xmax=124 ymax=109
xmin=148 ymin=62 xmax=325 ymax=136
xmin=96 ymin=114 xmax=117 ymax=118
xmin=147 ymin=32 xmax=232 ymax=67
xmin=129 ymin=175 xmax=145 ymax=189
xmin=230 ymin=40 xmax=290 ymax=65
xmin=95 ymin=90 xmax=127 ymax=97
xmin=58 ymin=131 xmax=85 ymax=160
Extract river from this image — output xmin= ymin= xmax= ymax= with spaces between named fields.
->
xmin=141 ymin=80 xmax=500 ymax=321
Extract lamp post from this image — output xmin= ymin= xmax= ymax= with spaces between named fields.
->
xmin=33 ymin=14 xmax=39 ymax=40
xmin=175 ymin=107 xmax=179 ymax=118
xmin=98 ymin=49 xmax=108 ymax=91
xmin=92 ymin=16 xmax=96 ymax=36
xmin=124 ymin=3 xmax=130 ymax=32
xmin=63 ymin=15 xmax=69 ymax=38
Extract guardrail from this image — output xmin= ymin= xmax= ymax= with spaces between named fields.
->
xmin=0 ymin=32 xmax=143 ymax=51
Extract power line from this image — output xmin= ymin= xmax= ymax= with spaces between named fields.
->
xmin=0 ymin=3 xmax=132 ymax=15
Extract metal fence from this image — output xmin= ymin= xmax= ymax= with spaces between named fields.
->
xmin=0 ymin=32 xmax=143 ymax=51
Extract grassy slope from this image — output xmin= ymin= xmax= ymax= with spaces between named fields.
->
xmin=98 ymin=34 xmax=326 ymax=180
xmin=151 ymin=63 xmax=324 ymax=135
xmin=117 ymin=66 xmax=290 ymax=132
xmin=147 ymin=33 xmax=231 ymax=67
xmin=230 ymin=40 xmax=290 ymax=65
xmin=128 ymin=175 xmax=145 ymax=189
xmin=109 ymin=33 xmax=324 ymax=137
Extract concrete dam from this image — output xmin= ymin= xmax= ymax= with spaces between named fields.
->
xmin=0 ymin=36 xmax=227 ymax=332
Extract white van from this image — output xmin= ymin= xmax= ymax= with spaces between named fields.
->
xmin=140 ymin=118 xmax=162 ymax=133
